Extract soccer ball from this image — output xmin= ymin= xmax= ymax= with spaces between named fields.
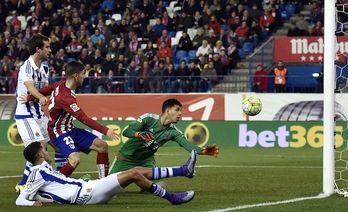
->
xmin=7 ymin=123 xmax=23 ymax=146
xmin=242 ymin=96 xmax=262 ymax=116
xmin=185 ymin=122 xmax=209 ymax=147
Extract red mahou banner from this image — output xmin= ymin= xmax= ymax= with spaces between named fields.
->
xmin=274 ymin=36 xmax=348 ymax=63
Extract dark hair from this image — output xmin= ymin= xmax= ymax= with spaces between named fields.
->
xmin=65 ymin=61 xmax=85 ymax=78
xmin=28 ymin=34 xmax=49 ymax=55
xmin=162 ymin=98 xmax=182 ymax=113
xmin=23 ymin=142 xmax=42 ymax=164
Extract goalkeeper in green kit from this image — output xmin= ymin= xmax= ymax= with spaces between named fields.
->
xmin=109 ymin=98 xmax=219 ymax=183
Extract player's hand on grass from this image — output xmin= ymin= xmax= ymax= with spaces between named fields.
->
xmin=202 ymin=143 xmax=219 ymax=157
xmin=135 ymin=131 xmax=155 ymax=141
xmin=107 ymin=128 xmax=120 ymax=140
xmin=33 ymin=200 xmax=43 ymax=206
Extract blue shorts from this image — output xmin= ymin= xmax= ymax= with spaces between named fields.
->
xmin=51 ymin=128 xmax=97 ymax=158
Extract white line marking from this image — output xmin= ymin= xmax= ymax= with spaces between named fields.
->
xmin=205 ymin=193 xmax=330 ymax=212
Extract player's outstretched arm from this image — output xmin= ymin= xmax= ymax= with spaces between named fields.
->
xmin=202 ymin=144 xmax=219 ymax=157
xmin=16 ymin=191 xmax=42 ymax=206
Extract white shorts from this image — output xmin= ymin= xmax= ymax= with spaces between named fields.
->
xmin=77 ymin=172 xmax=124 ymax=205
xmin=16 ymin=117 xmax=50 ymax=147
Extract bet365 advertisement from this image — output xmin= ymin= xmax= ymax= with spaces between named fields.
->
xmin=3 ymin=120 xmax=347 ymax=148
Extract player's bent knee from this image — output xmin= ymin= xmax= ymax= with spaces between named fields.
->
xmin=91 ymin=138 xmax=108 ymax=153
xmin=68 ymin=153 xmax=81 ymax=167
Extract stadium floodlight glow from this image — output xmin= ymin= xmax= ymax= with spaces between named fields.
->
xmin=323 ymin=0 xmax=336 ymax=195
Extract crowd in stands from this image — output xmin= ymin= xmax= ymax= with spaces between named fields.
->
xmin=0 ymin=0 xmax=316 ymax=94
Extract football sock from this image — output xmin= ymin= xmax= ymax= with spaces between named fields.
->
xmin=18 ymin=161 xmax=32 ymax=185
xmin=54 ymin=152 xmax=66 ymax=171
xmin=59 ymin=162 xmax=75 ymax=176
xmin=97 ymin=152 xmax=109 ymax=178
xmin=152 ymin=167 xmax=182 ymax=180
xmin=150 ymin=183 xmax=173 ymax=201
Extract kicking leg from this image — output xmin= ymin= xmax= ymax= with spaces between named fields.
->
xmin=90 ymin=138 xmax=109 ymax=178
xmin=134 ymin=150 xmax=197 ymax=180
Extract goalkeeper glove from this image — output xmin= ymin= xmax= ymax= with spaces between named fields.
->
xmin=135 ymin=131 xmax=155 ymax=141
xmin=202 ymin=143 xmax=219 ymax=157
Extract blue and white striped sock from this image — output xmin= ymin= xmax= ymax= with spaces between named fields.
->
xmin=18 ymin=161 xmax=32 ymax=185
xmin=54 ymin=152 xmax=67 ymax=171
xmin=152 ymin=167 xmax=182 ymax=180
xmin=150 ymin=183 xmax=173 ymax=200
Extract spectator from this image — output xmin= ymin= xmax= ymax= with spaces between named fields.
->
xmin=213 ymin=40 xmax=225 ymax=55
xmin=125 ymin=59 xmax=140 ymax=93
xmin=133 ymin=47 xmax=147 ymax=68
xmin=205 ymin=29 xmax=217 ymax=47
xmin=105 ymin=69 xmax=116 ymax=93
xmin=128 ymin=35 xmax=141 ymax=55
xmin=107 ymin=39 xmax=119 ymax=60
xmin=162 ymin=63 xmax=176 ymax=93
xmin=156 ymin=29 xmax=172 ymax=48
xmin=214 ymin=4 xmax=227 ymax=25
xmin=155 ymin=1 xmax=167 ymax=17
xmin=90 ymin=29 xmax=105 ymax=46
xmin=138 ymin=0 xmax=155 ymax=18
xmin=0 ymin=64 xmax=11 ymax=94
xmin=192 ymin=11 xmax=204 ymax=29
xmin=196 ymin=40 xmax=210 ymax=58
xmin=259 ymin=8 xmax=275 ymax=37
xmin=212 ymin=53 xmax=226 ymax=82
xmin=241 ymin=9 xmax=253 ymax=27
xmin=192 ymin=28 xmax=205 ymax=50
xmin=78 ymin=48 xmax=91 ymax=65
xmin=108 ymin=19 xmax=120 ymax=36
xmin=309 ymin=1 xmax=323 ymax=24
xmin=209 ymin=16 xmax=221 ymax=36
xmin=248 ymin=19 xmax=262 ymax=47
xmin=129 ymin=15 xmax=143 ymax=36
xmin=113 ymin=62 xmax=127 ymax=93
xmin=177 ymin=30 xmax=193 ymax=51
xmin=287 ymin=22 xmax=302 ymax=37
xmin=143 ymin=41 xmax=156 ymax=63
xmin=115 ymin=41 xmax=132 ymax=63
xmin=148 ymin=60 xmax=164 ymax=93
xmin=158 ymin=41 xmax=172 ymax=60
xmin=296 ymin=14 xmax=309 ymax=36
xmin=161 ymin=11 xmax=172 ymax=30
xmin=153 ymin=17 xmax=167 ymax=37
xmin=135 ymin=60 xmax=151 ymax=93
xmin=274 ymin=60 xmax=287 ymax=93
xmin=226 ymin=41 xmax=239 ymax=69
xmin=177 ymin=11 xmax=192 ymax=31
xmin=143 ymin=24 xmax=157 ymax=44
xmin=114 ymin=0 xmax=127 ymax=13
xmin=253 ymin=64 xmax=268 ymax=92
xmin=0 ymin=55 xmax=14 ymax=72
xmin=219 ymin=49 xmax=230 ymax=73
xmin=172 ymin=60 xmax=190 ymax=93
xmin=54 ymin=49 xmax=68 ymax=71
xmin=312 ymin=20 xmax=324 ymax=36
xmin=187 ymin=60 xmax=201 ymax=92
xmin=235 ymin=20 xmax=250 ymax=44
xmin=90 ymin=49 xmax=105 ymax=68
xmin=102 ymin=53 xmax=117 ymax=74
xmin=91 ymin=64 xmax=105 ymax=93
xmin=270 ymin=5 xmax=283 ymax=30
xmin=100 ymin=0 xmax=115 ymax=15
xmin=65 ymin=35 xmax=82 ymax=59
xmin=199 ymin=60 xmax=217 ymax=92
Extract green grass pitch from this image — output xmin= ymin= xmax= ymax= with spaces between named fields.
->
xmin=1 ymin=146 xmax=348 ymax=212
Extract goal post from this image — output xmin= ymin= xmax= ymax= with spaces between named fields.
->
xmin=323 ymin=0 xmax=336 ymax=195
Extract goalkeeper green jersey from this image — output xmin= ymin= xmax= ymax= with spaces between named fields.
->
xmin=119 ymin=113 xmax=203 ymax=162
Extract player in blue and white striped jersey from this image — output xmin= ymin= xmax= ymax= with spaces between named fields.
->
xmin=14 ymin=34 xmax=66 ymax=193
xmin=16 ymin=142 xmax=197 ymax=206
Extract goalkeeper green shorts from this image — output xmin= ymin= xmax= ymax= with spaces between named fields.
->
xmin=109 ymin=154 xmax=156 ymax=174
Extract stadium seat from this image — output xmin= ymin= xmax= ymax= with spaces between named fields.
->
xmin=187 ymin=28 xmax=197 ymax=39
xmin=169 ymin=1 xmax=177 ymax=10
xmin=175 ymin=31 xmax=183 ymax=39
xmin=17 ymin=15 xmax=27 ymax=30
xmin=149 ymin=19 xmax=156 ymax=26
xmin=105 ymin=19 xmax=111 ymax=25
xmin=285 ymin=4 xmax=296 ymax=16
xmin=281 ymin=10 xmax=288 ymax=21
xmin=171 ymin=37 xmax=179 ymax=46
xmin=5 ymin=16 xmax=12 ymax=23
xmin=242 ymin=42 xmax=253 ymax=54
xmin=163 ymin=1 xmax=169 ymax=7
xmin=238 ymin=48 xmax=246 ymax=59
xmin=111 ymin=13 xmax=122 ymax=21
xmin=169 ymin=31 xmax=176 ymax=38
xmin=188 ymin=50 xmax=197 ymax=60
xmin=176 ymin=50 xmax=187 ymax=58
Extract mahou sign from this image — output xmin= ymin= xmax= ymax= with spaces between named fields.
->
xmin=274 ymin=36 xmax=348 ymax=62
